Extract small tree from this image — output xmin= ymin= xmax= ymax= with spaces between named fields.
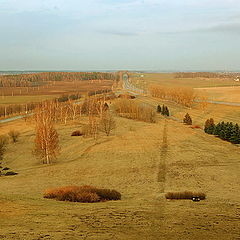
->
xmin=34 ymin=106 xmax=60 ymax=164
xmin=161 ymin=105 xmax=166 ymax=115
xmin=8 ymin=130 xmax=20 ymax=143
xmin=157 ymin=105 xmax=161 ymax=113
xmin=99 ymin=112 xmax=116 ymax=136
xmin=183 ymin=113 xmax=192 ymax=125
xmin=204 ymin=118 xmax=215 ymax=134
xmin=161 ymin=105 xmax=170 ymax=116
xmin=0 ymin=136 xmax=8 ymax=161
xmin=165 ymin=106 xmax=170 ymax=116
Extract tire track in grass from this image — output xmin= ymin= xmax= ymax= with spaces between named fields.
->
xmin=157 ymin=119 xmax=168 ymax=192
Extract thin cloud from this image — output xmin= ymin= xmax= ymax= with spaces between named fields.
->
xmin=98 ymin=29 xmax=139 ymax=36
xmin=159 ymin=22 xmax=240 ymax=35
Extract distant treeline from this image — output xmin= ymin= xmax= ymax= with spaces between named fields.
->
xmin=149 ymin=84 xmax=195 ymax=107
xmin=0 ymin=72 xmax=120 ymax=87
xmin=174 ymin=72 xmax=238 ymax=79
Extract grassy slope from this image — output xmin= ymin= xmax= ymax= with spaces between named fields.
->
xmin=0 ymin=110 xmax=239 ymax=239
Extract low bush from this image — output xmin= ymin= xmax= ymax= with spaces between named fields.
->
xmin=8 ymin=130 xmax=20 ymax=143
xmin=95 ymin=188 xmax=121 ymax=200
xmin=71 ymin=130 xmax=83 ymax=136
xmin=2 ymin=167 xmax=10 ymax=171
xmin=4 ymin=171 xmax=18 ymax=176
xmin=0 ymin=135 xmax=8 ymax=161
xmin=191 ymin=125 xmax=201 ymax=129
xmin=43 ymin=185 xmax=121 ymax=203
xmin=165 ymin=191 xmax=206 ymax=200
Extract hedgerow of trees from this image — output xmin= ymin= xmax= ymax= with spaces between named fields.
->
xmin=149 ymin=84 xmax=196 ymax=107
xmin=0 ymin=72 xmax=120 ymax=88
xmin=174 ymin=72 xmax=237 ymax=79
xmin=114 ymin=99 xmax=156 ymax=123
xmin=204 ymin=118 xmax=240 ymax=144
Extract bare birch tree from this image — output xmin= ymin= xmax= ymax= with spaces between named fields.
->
xmin=99 ymin=112 xmax=116 ymax=136
xmin=34 ymin=105 xmax=60 ymax=164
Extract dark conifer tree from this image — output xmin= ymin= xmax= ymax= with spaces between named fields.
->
xmin=183 ymin=113 xmax=192 ymax=125
xmin=161 ymin=105 xmax=166 ymax=115
xmin=157 ymin=105 xmax=161 ymax=113
xmin=213 ymin=122 xmax=221 ymax=136
xmin=165 ymin=106 xmax=170 ymax=116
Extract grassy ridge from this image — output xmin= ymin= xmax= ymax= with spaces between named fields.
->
xmin=0 ymin=110 xmax=239 ymax=239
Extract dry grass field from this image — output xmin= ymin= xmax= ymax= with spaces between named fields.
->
xmin=195 ymin=86 xmax=240 ymax=103
xmin=0 ymin=97 xmax=239 ymax=239
xmin=129 ymin=72 xmax=240 ymax=88
xmin=0 ymin=80 xmax=113 ymax=105
xmin=0 ymin=73 xmax=239 ymax=239
xmin=0 ymin=95 xmax=55 ymax=106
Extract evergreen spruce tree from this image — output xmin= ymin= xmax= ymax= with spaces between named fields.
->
xmin=219 ymin=129 xmax=227 ymax=140
xmin=229 ymin=124 xmax=240 ymax=144
xmin=213 ymin=122 xmax=221 ymax=136
xmin=157 ymin=105 xmax=162 ymax=113
xmin=165 ymin=106 xmax=170 ymax=116
xmin=225 ymin=123 xmax=234 ymax=141
xmin=161 ymin=105 xmax=166 ymax=116
xmin=183 ymin=113 xmax=192 ymax=125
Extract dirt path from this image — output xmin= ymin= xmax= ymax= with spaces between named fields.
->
xmin=157 ymin=120 xmax=168 ymax=193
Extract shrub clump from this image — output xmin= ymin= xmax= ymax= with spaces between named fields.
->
xmin=71 ymin=130 xmax=83 ymax=136
xmin=165 ymin=191 xmax=206 ymax=200
xmin=8 ymin=130 xmax=20 ymax=143
xmin=4 ymin=171 xmax=18 ymax=176
xmin=0 ymin=135 xmax=8 ymax=161
xmin=43 ymin=185 xmax=121 ymax=203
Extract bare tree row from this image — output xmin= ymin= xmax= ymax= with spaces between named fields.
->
xmin=114 ymin=99 xmax=156 ymax=123
xmin=149 ymin=84 xmax=196 ymax=107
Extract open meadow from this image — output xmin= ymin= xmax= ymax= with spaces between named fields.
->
xmin=0 ymin=80 xmax=113 ymax=106
xmin=0 ymin=72 xmax=240 ymax=240
xmin=2 ymin=0 xmax=240 ymax=239
xmin=0 ymin=73 xmax=240 ymax=239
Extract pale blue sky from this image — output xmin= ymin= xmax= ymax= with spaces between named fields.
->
xmin=0 ymin=0 xmax=240 ymax=71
